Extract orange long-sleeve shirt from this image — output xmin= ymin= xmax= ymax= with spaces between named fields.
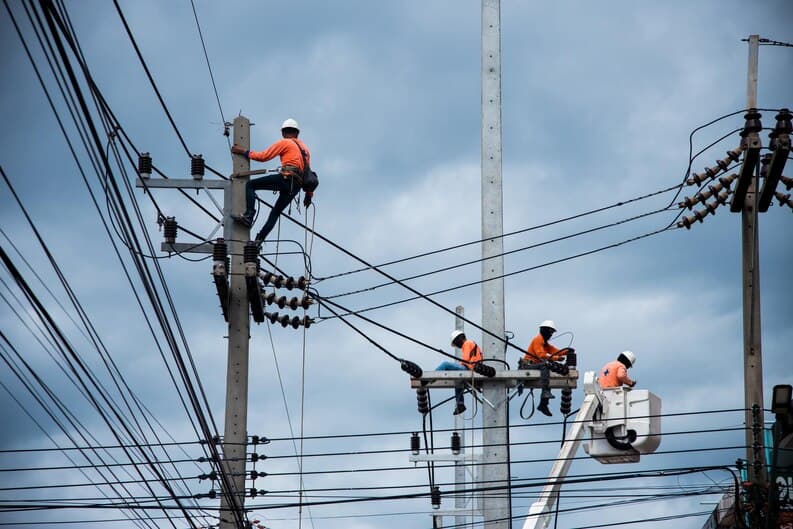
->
xmin=524 ymin=333 xmax=565 ymax=363
xmin=460 ymin=340 xmax=482 ymax=370
xmin=598 ymin=360 xmax=634 ymax=388
xmin=248 ymin=138 xmax=310 ymax=172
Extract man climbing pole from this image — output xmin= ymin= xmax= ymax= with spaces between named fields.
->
xmin=520 ymin=320 xmax=572 ymax=417
xmin=598 ymin=351 xmax=637 ymax=389
xmin=231 ymin=118 xmax=313 ymax=244
xmin=436 ymin=330 xmax=483 ymax=416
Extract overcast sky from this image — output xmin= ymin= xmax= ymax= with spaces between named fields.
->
xmin=1 ymin=1 xmax=792 ymax=528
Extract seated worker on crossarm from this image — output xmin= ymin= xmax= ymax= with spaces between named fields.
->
xmin=520 ymin=320 xmax=571 ymax=417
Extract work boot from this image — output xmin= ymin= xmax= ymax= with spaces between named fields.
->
xmin=541 ymin=389 xmax=556 ymax=400
xmin=453 ymin=404 xmax=466 ymax=416
xmin=537 ymin=398 xmax=552 ymax=417
xmin=231 ymin=214 xmax=253 ymax=228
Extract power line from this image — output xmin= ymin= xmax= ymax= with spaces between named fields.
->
xmin=0 ymin=422 xmax=747 ymax=463
xmin=17 ymin=4 xmax=245 ymax=521
xmin=317 ymin=224 xmax=676 ymax=320
xmin=322 ymin=206 xmax=672 ymax=300
xmin=0 ymin=464 xmax=732 ymax=513
xmin=0 ymin=442 xmax=748 ymax=479
xmin=315 ymin=183 xmax=681 ymax=283
xmin=1 ymin=3 xmax=235 ymax=519
xmin=314 ymin=107 xmax=768 ymax=285
xmin=259 ymin=406 xmax=752 ymax=442
xmin=110 ymin=0 xmax=226 ymax=179
xmin=188 ymin=0 xmax=230 ymax=148
xmin=0 ymin=246 xmax=198 ymax=529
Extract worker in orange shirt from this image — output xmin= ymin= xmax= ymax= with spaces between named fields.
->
xmin=231 ymin=118 xmax=313 ymax=244
xmin=436 ymin=330 xmax=483 ymax=415
xmin=520 ymin=320 xmax=571 ymax=417
xmin=598 ymin=351 xmax=637 ymax=389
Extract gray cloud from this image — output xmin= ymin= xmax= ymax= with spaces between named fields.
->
xmin=1 ymin=1 xmax=791 ymax=528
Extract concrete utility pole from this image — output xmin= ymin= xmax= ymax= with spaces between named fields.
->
xmin=454 ymin=306 xmax=468 ymax=529
xmin=480 ymin=0 xmax=510 ymax=527
xmin=741 ymin=35 xmax=767 ymax=486
xmin=219 ymin=116 xmax=253 ymax=529
xmin=134 ymin=116 xmax=254 ymax=528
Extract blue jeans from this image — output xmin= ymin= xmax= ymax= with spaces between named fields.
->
xmin=244 ymin=173 xmax=299 ymax=241
xmin=437 ymin=362 xmax=467 ymax=406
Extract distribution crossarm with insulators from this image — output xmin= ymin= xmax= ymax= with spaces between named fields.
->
xmin=775 ymin=191 xmax=793 ymax=211
xmin=686 ymin=148 xmax=743 ymax=187
xmin=410 ymin=369 xmax=579 ymax=389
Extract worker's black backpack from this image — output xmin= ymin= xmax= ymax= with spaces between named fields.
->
xmin=291 ymin=140 xmax=319 ymax=193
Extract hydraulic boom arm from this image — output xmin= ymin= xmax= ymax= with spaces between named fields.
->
xmin=521 ymin=390 xmax=600 ymax=529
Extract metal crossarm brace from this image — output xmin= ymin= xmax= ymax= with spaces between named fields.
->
xmin=136 ymin=178 xmax=229 ymax=190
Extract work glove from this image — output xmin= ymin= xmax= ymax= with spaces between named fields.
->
xmin=629 ymin=380 xmax=637 ymax=388
xmin=303 ymin=193 xmax=312 ymax=208
xmin=231 ymin=144 xmax=247 ymax=156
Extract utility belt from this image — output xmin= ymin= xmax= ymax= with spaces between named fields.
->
xmin=279 ymin=165 xmax=304 ymax=186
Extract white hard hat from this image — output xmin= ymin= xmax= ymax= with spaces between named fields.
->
xmin=281 ymin=118 xmax=300 ymax=131
xmin=450 ymin=330 xmax=464 ymax=345
xmin=539 ymin=320 xmax=556 ymax=331
xmin=620 ymin=350 xmax=637 ymax=367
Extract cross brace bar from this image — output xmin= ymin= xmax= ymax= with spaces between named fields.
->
xmin=410 ymin=369 xmax=579 ymax=389
xmin=135 ymin=178 xmax=229 ymax=190
xmin=161 ymin=242 xmax=214 ymax=254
